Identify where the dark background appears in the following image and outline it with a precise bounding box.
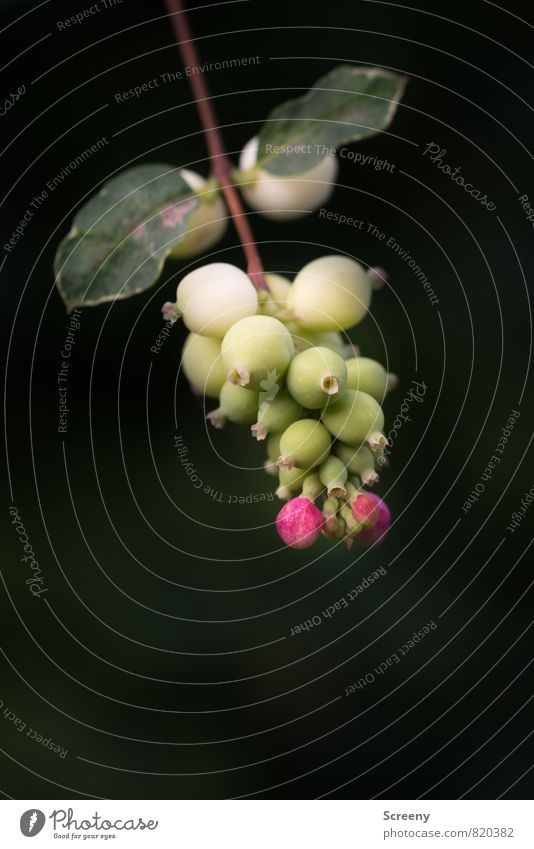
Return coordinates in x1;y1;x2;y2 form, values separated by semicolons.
1;0;533;799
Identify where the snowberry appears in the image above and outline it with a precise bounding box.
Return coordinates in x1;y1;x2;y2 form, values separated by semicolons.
318;454;348;498
206;381;259;429
287;255;371;331
277;418;331;471
275;496;324;549
238;137;338;221
264;432;282;476
260;273;292;318
334;441;379;486
176;262;258;337
346;356;398;402
251;389;302;440
276;466;313;500
353;493;391;545
181;332;226;399
322;389;386;449
351;491;380;530
286;345;348;408
221;314;294;389
169;169;227;259
292;329;346;356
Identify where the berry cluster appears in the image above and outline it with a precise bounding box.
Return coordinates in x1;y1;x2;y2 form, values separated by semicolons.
176;254;396;550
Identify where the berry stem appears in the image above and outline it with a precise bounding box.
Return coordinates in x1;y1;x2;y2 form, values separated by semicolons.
163;0;267;290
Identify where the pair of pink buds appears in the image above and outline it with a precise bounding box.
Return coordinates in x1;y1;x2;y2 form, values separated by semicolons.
276;492;391;550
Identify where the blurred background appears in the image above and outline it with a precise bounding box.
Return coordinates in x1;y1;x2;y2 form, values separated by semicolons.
1;0;533;799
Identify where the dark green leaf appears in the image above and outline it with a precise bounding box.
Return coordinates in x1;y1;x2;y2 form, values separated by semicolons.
256;65;407;176
54;164;199;311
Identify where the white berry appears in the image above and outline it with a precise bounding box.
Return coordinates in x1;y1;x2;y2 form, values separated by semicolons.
287;255;371;331
238;137;338;221
176;262;258;337
170;169;227;259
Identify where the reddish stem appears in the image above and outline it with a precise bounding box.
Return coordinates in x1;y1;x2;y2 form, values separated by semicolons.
163;0;267;290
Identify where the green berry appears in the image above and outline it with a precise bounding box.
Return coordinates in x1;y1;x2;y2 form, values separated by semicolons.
292;329;346;356
264;432;282;476
169;170;227;259
181;332;226;399
260;273;292;318
287;255;371;331
301;472;324;501
176;262;258;337
346;356;397;402
206;381;259;429
278;419;331;470
286;346;348;408
252;389;302;441
319;454;348;497
276;466;313;500
322;389;386;449
334;442;379;485
238;137;338;221
221;315;294;390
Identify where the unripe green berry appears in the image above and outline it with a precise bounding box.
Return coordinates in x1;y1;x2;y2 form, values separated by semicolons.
221;315;294;389
260;273;292;318
181;332;226;399
238;137;338;221
169;170;227;259
206;381;259;429
286;346;348;408
346;356;397;403
264;432;282;476
252;389;302;441
276;466;313;500
322;389;386;449
292;329;346;356
322;496;340;534
176;262;258;337
278;419;331;471
287;255;371;331
301;472;324;501
334;442;379;486
319;454;348;498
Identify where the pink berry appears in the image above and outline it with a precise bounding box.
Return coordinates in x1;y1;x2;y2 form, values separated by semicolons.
355;493;391;545
351;492;380;529
276;497;324;550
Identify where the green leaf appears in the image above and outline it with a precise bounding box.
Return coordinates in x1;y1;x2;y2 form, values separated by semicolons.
256;65;407;176
54;164;199;311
